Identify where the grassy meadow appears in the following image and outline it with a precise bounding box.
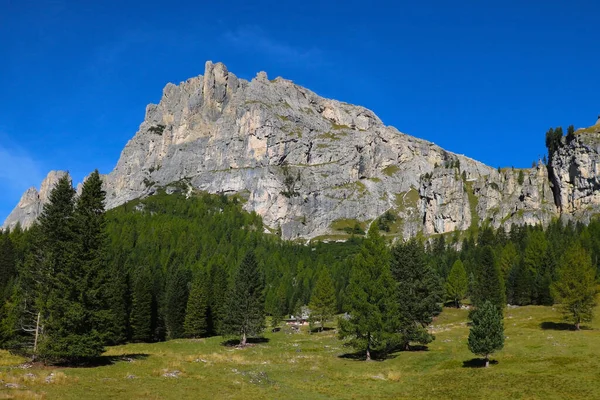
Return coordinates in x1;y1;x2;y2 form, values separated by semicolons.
0;304;598;399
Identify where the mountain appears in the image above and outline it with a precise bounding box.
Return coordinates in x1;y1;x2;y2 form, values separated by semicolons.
3;62;599;239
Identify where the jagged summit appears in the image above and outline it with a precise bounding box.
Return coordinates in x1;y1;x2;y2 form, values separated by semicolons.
4;62;600;239
3;171;69;231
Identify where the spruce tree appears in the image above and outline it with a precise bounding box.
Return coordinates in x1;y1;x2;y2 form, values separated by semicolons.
551;243;598;330
309;269;336;331
209;263;228;335
270;281;288;330
130;265;154;342
338;225;400;360
222;251;265;346
0;233;16;291
445;259;468;308
184;273;209;338
165;266;190;339
468;301;504;367
73;170;113;344
391;239;442;349
36;174;107;362
474;246;505;309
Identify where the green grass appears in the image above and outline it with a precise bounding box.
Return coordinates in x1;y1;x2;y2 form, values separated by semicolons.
1;305;599;399
382;165;400;177
330;218;366;232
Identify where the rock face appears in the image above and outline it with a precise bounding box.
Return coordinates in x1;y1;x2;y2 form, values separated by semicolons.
3;62;599;239
3;171;69;231
549;124;600;223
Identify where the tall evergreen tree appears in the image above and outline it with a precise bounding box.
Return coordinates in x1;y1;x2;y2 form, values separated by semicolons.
73;170;113;344
270;282;288;330
0;233;16;291
338;225;400;360
445;259;468;308
165;266;190;339
184;273;209;338
391;239;442;349
551;243;598;330
474;246;505;309
468;301;504;367
130;265;154;342
308;269;336;332
209;263;229;335
35;174;107;362
222;251;265;346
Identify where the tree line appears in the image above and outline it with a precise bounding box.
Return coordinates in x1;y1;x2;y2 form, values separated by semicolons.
0;175;597;363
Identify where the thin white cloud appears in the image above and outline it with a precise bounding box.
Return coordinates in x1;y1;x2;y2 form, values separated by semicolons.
224;26;325;67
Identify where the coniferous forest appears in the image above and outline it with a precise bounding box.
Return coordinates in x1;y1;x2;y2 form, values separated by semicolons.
0;171;598;364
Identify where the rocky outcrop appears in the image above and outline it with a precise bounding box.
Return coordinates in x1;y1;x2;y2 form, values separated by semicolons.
549;124;600;223
3;62;598;239
3;171;68;231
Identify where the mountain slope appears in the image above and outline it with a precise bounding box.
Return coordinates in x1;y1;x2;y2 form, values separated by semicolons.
5;62;597;239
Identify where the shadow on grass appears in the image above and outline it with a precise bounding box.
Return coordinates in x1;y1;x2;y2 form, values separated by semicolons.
221;337;270;347
338;350;398;361
55;353;150;368
309;327;336;333
540;322;575;331
462;358;498;368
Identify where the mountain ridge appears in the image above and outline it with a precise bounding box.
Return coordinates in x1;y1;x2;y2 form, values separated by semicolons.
4;61;599;239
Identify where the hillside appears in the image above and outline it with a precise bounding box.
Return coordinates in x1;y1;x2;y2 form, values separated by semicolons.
4;62;600;239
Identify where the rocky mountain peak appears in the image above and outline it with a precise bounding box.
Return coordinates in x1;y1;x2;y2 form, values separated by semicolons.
3;170;69;231
4;63;600;240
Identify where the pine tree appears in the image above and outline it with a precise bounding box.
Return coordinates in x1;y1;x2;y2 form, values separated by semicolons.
338;225;400;360
72;170;113;344
221;251;265;346
391;239;442;349
474;246;505;309
445;259;468;308
551;243;598;330
184;273;209;338
468;301;504;367
0;233;16;291
209;263;228;335
36;174;107;362
309;269;336;332
165;266;190;339
270;281;288;330
130;265;154;342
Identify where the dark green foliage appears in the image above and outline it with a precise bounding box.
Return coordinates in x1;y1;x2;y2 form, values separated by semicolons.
545;126;563;160
338;226;400;360
517;170;525;185
551;243;597;330
280;165;301;198
148;124;165;135
468;301;504;367
566;125;575;143
221;252;266;345
0;232;16;291
391;239;442;348
377;211;397;232
72;171;113;345
130;265;154;342
165;266;191;339
309;269;336;331
445;260;468;308
184;273;209;338
473;246;505;309
32;174;108;363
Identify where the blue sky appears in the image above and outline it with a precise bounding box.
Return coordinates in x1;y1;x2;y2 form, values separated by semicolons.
1;0;598;222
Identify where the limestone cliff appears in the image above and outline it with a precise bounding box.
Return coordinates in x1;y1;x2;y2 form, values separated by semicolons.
3;171;69;230
3;62;599;239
